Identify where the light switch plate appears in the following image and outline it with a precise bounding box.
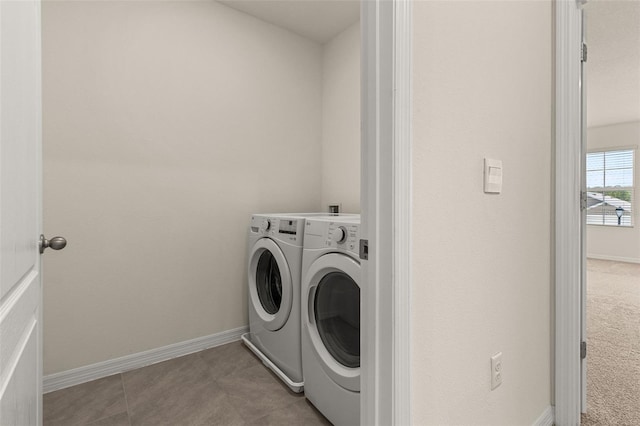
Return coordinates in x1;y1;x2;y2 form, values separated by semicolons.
484;158;503;194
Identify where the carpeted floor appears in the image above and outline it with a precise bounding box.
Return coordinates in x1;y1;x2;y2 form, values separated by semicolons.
581;259;640;426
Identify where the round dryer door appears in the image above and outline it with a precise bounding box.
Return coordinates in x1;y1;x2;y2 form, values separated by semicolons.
305;253;360;392
248;238;293;331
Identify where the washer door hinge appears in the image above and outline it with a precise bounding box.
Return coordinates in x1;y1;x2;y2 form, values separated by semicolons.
359;239;369;260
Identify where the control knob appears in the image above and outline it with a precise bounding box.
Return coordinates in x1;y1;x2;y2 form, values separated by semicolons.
260;219;271;232
331;226;347;244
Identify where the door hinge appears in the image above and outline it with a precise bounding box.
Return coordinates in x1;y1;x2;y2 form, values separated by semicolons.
580;191;588;210
581;42;588;62
581;341;587;359
359;239;369;260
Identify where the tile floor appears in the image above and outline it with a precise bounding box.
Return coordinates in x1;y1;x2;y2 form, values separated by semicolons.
43;341;332;426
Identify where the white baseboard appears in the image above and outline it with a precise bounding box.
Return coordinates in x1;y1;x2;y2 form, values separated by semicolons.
532;406;554;426
43;325;248;394
587;254;640;264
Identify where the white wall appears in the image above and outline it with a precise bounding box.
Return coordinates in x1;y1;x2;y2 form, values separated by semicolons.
411;1;553;424
321;21;361;213
42;0;324;374
587;121;640;263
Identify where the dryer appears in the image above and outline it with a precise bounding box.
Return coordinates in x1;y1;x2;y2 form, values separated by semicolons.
243;213;357;393
301;216;361;426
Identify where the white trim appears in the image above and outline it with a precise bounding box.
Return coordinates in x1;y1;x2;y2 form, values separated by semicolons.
555;0;583;424
43;326;248;394
36;0;44;421
580;6;588;412
392;0;412;425
361;1;392;424
361;0;412;424
586;254;640;264
587;145;638;153
532;406;555;426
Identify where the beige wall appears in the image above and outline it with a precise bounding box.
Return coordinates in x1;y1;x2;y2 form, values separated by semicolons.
42;1;324;374
411;1;553;424
587;121;640;263
321;21;361;213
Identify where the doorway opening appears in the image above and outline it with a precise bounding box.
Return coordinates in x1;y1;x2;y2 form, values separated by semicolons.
581;2;640;423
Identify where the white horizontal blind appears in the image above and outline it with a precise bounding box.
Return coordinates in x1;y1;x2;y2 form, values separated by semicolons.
586;149;634;226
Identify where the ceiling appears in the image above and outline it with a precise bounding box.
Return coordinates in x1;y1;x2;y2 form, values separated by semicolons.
217;0;360;44
216;0;638;127
586;0;640;127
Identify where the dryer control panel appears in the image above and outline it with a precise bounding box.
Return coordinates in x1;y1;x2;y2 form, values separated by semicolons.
304;218;360;257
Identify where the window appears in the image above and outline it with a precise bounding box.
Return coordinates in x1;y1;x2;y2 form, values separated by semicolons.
586;149;634;226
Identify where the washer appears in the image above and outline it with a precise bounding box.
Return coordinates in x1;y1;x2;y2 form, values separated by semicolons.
242;213;357;393
301;216;361;426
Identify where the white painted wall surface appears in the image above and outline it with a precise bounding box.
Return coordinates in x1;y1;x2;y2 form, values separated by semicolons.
41;0;323;374
411;1;552;424
321;21;361;213
586;121;640;263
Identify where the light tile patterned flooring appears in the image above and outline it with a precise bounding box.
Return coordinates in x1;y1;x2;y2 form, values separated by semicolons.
43;260;640;426
43;341;331;426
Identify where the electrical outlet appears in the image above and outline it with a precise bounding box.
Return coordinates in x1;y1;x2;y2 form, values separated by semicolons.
491;352;503;390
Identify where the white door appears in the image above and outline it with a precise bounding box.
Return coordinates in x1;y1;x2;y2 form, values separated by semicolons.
580;6;588;414
0;0;43;424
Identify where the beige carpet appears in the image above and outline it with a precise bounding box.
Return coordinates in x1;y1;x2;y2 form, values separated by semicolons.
581;259;640;426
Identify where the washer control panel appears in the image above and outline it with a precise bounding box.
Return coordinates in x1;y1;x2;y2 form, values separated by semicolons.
250;215;305;246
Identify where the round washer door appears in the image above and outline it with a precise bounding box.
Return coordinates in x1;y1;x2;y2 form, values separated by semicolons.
248;238;293;331
305;253;360;392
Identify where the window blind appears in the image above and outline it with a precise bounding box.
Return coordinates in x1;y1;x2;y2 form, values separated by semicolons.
586;149;634;226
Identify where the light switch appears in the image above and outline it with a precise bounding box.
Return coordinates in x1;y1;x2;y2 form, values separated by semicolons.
484;158;502;194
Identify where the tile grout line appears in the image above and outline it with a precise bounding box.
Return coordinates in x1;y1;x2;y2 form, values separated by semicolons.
119;373;133;426
83;376;132;426
48;342;326;425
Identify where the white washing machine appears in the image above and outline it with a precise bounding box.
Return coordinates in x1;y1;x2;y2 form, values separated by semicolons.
301;216;361;426
242;213;357;393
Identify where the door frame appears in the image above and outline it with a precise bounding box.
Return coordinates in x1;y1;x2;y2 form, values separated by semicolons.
361;0;412;424
554;0;585;424
363;1;592;424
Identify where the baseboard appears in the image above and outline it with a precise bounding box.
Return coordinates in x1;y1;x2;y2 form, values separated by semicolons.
532;406;554;426
43;325;248;394
587;254;640;264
